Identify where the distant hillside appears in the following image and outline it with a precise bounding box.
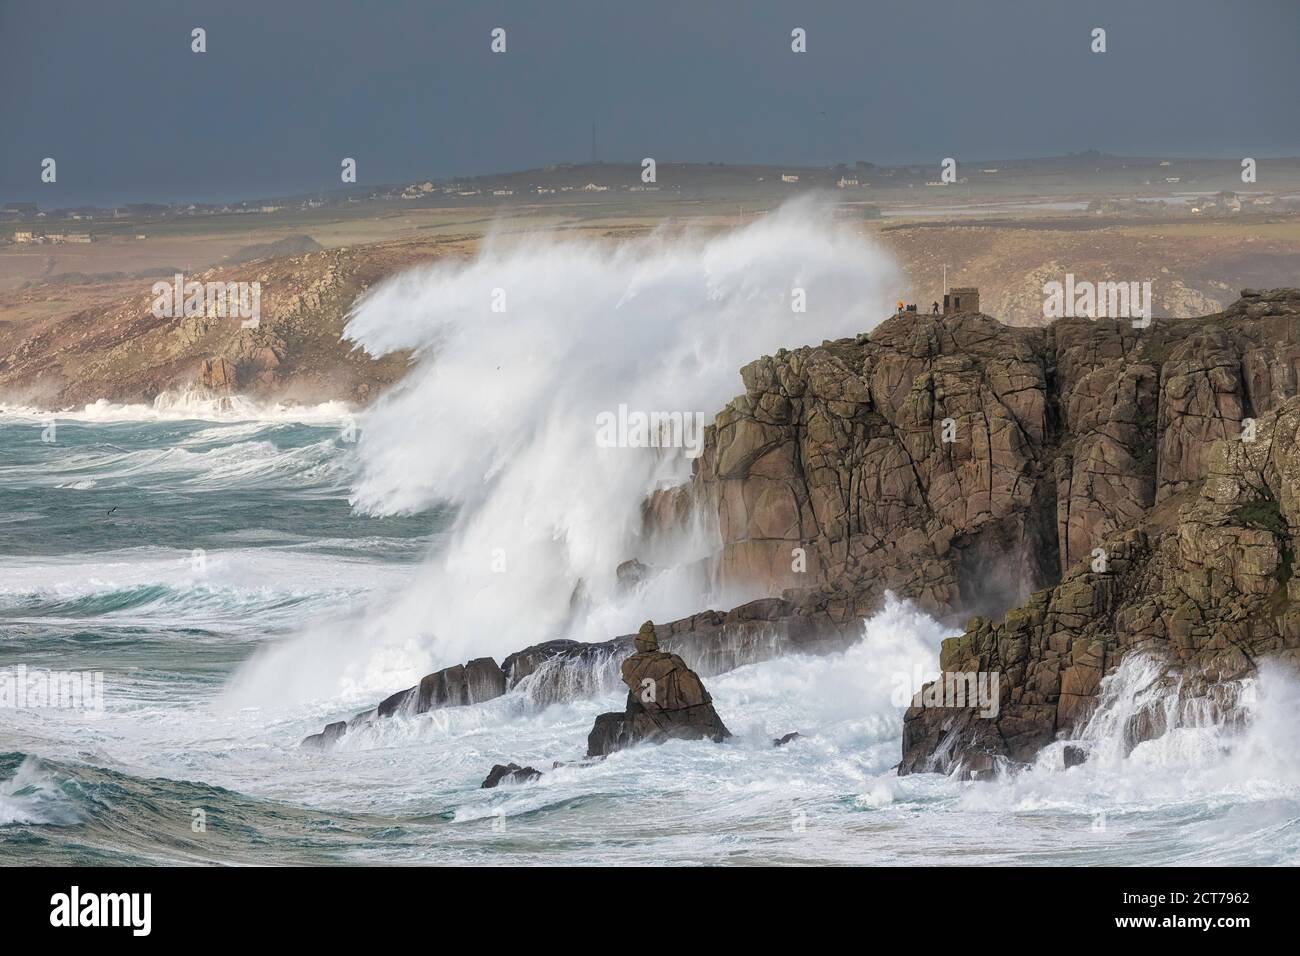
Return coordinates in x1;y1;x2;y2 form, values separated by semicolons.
0;240;440;408
226;233;323;265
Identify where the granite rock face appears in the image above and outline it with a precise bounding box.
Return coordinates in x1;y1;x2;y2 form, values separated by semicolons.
671;292;1300;633
684;312;1059;619
302;290;1300;779
667;288;1298;776
374;656;508;719
586;622;731;758
901;391;1300;777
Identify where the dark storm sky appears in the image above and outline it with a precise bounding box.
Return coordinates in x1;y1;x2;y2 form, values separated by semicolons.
2;0;1298;207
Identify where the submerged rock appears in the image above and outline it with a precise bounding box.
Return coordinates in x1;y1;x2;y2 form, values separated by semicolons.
480;763;543;789
773;732;802;747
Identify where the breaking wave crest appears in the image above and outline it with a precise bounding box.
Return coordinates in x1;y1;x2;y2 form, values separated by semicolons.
0;388;355;425
228;201;902;704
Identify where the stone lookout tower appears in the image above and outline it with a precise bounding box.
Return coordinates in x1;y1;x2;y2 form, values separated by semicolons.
943;287;980;314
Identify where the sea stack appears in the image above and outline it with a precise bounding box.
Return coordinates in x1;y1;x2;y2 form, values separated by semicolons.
587;620;731;757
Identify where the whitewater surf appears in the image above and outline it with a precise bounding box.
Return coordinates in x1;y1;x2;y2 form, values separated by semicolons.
3;209;1299;866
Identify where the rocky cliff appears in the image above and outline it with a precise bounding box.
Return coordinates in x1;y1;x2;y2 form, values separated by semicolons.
674;289;1300;626
901;384;1300;777
0;243;428;408
661;288;1299;776
307;288;1300;779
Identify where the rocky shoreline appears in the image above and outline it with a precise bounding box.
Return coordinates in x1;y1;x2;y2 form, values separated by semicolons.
303;600;851;750
304;288;1300;781
0;245;421;408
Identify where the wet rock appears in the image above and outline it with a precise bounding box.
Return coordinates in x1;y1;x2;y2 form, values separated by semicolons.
586;712;631;758
653;598;857;677
903;391;1300;775
376;656;507;718
503;637;629;706
1063;745;1088;768
962;753;999;781
501;639;595;686
306;657;507;740
301;720;347;750
480;763;543;789
587;623;731;757
616;559;652;589
773;732;802;747
199;356;237;391
314;596;855;745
